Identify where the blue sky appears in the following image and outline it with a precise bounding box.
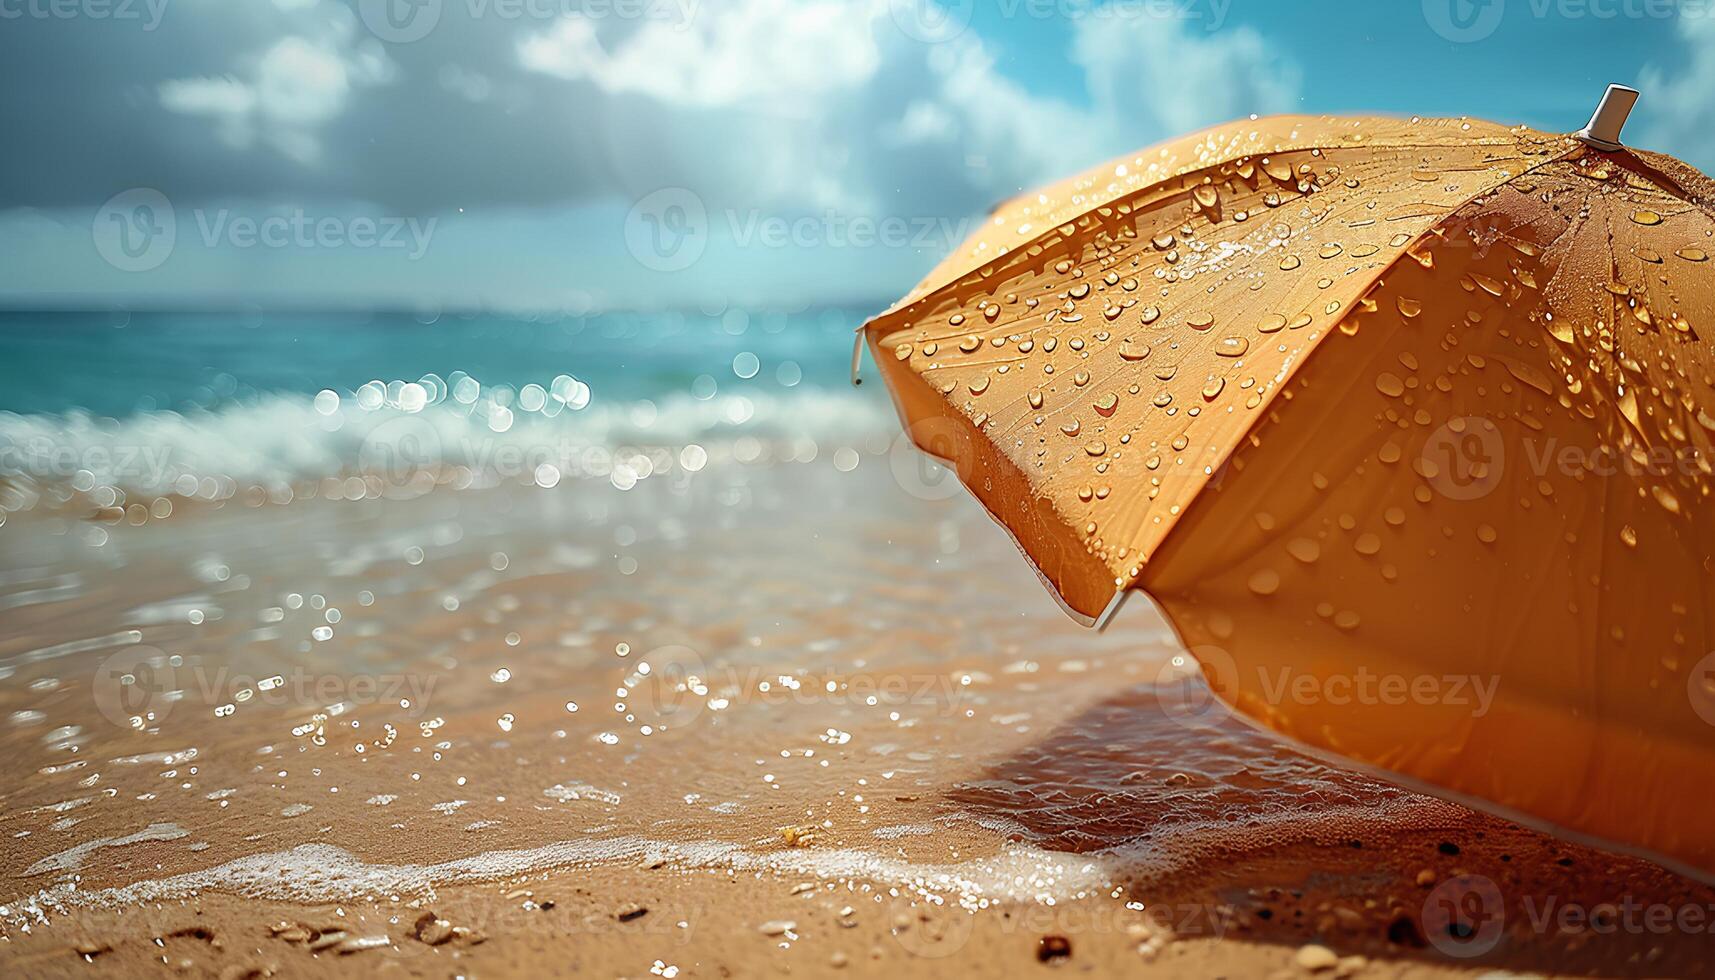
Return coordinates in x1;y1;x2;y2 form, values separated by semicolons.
1;0;1712;313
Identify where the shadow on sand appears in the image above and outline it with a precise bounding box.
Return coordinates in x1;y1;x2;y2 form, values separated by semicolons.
944;683;1715;977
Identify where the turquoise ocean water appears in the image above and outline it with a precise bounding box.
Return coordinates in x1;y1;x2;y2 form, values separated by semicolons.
0;309;898;513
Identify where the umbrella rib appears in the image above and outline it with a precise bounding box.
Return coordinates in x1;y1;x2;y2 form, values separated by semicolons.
1118;142;1592;578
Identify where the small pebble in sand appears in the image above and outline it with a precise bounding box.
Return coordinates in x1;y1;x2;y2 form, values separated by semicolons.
759;920;796;937
617;903;649;922
267;922;315;944
451;926;488;945
217;966;271;980
74;941;111;958
335;935;392;955
1415;869;1437;887
412;912;454;946
1294;944;1338;971
830;951;849;968
1036;935;1072;963
779;825;819;847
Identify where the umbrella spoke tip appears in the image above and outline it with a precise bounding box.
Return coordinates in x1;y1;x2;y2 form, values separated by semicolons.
1575;83;1640;151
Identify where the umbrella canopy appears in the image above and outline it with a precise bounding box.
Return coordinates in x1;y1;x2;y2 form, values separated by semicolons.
861;93;1715;879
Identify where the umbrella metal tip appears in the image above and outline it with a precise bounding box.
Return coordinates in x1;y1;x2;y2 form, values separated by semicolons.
1575;84;1639;151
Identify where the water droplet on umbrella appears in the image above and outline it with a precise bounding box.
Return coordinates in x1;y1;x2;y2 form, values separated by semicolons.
1248;569;1281;595
1653;486;1681;514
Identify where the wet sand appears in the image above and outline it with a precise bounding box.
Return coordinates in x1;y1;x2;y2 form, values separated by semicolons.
2;457;1712;977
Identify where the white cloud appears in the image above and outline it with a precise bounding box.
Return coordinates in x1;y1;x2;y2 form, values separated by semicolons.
1073;12;1301;136
158;2;394;164
159;76;257;119
1637;14;1715;171
518;0;881;108
516;0;1300;224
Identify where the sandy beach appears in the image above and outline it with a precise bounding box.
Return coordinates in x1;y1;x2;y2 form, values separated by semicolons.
8;0;1715;975
3;447;1712;978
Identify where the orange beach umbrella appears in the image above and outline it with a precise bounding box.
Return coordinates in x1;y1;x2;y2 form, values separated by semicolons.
860;87;1715;879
